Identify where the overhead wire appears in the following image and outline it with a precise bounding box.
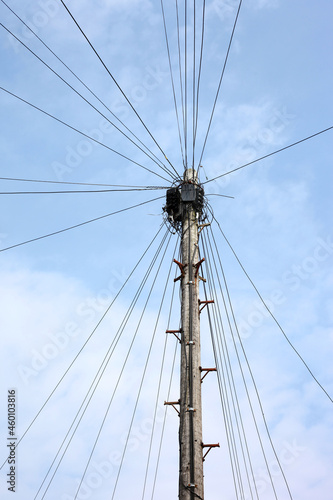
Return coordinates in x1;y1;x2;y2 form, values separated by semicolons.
59;0;181;180
202;125;333;185
192;0;196;174
141;241;179;499
203;301;243;498
0;224;165;471
0;23;175;182
175;0;186;169
150;336;179;500
198;0;243;168
151;336;179;500
2;1;329;497
211;214;333;404
201;217;291;499
193;0;206;154
0;188;167;195
0;195;164;253
36;229;171;500
0;86;170;183
0;176;168;189
201;230;261;500
150;244;182;499
203;247;246;498
0;0;170;177
110;233;173;499
160;0;186;170
201;232;251;499
201;286;242;500
207;223;294;498
206;193;234;199
204;222;293;499
184;0;188;170
71;232;173;500
37;231;170;498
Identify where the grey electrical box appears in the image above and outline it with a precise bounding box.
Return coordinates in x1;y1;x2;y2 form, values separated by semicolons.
181;184;196;202
165;183;205;229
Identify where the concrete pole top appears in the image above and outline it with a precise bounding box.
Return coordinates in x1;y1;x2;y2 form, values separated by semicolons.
184;168;198;183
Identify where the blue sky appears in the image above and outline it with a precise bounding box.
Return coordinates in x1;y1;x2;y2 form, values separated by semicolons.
0;1;333;499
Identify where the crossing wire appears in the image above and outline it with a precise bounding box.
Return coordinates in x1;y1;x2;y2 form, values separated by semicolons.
0;195;164;253
0;23;174;182
36;229;171;500
198;0;243;169
0;224;165;471
59;0;181;181
0;86;170;184
207;223;294;499
0;0;170;177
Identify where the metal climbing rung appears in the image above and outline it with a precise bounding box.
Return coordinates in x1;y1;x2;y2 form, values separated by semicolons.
200;367;217;382
164;400;180;415
199;299;214;314
202;443;220;461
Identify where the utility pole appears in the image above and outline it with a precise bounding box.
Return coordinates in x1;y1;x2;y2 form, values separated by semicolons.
179;168;204;500
165;168;206;500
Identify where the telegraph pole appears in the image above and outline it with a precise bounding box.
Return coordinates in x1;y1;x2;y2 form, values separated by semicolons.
179;168;204;500
165;168;206;499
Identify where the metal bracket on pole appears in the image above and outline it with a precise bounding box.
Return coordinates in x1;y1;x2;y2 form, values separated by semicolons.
166;329;182;343
202;443;220;461
198;299;214;314
173;259;187;282
200;367;217;383
164;400;180;415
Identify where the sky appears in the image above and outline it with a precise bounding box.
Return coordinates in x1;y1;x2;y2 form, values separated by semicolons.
0;0;333;499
